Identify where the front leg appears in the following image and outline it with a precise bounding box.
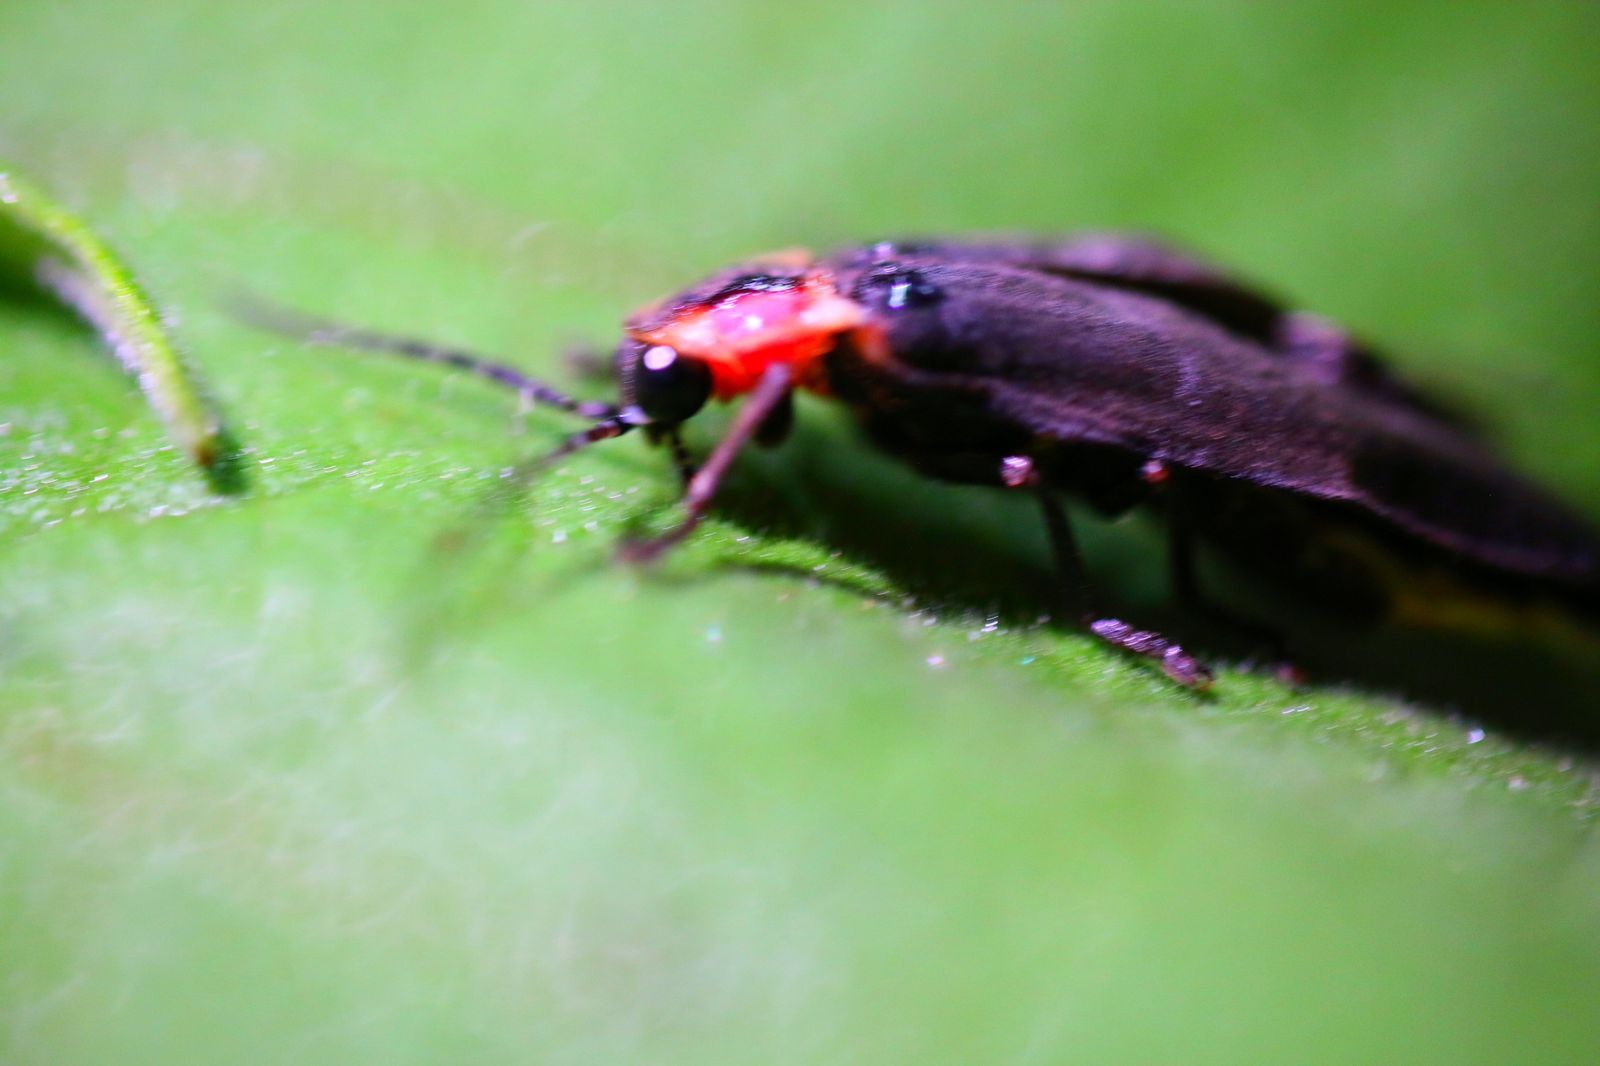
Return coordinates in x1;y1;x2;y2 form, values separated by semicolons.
619;364;793;564
1003;455;1214;690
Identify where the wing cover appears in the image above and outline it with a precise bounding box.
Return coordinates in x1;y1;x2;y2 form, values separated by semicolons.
836;237;1474;429
833;255;1600;586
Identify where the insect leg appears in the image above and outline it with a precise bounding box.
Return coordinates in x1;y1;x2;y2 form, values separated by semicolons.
475;412;641;520
1168;518;1296;664
619;363;794;564
234;296;618;419
1020;461;1213;689
1030;479;1093;620
662;428;698;487
1159;471;1300;678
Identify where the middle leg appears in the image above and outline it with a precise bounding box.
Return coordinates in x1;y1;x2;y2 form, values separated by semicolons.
1005;455;1214;689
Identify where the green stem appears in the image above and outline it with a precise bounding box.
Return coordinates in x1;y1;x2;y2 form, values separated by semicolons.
0;164;246;494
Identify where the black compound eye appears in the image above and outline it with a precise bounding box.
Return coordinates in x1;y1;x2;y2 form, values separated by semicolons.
635;344;713;424
869;267;943;311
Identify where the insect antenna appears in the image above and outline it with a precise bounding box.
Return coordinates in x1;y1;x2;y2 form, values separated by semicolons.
473;410;643;514
231;295;618;419
538;413;640;466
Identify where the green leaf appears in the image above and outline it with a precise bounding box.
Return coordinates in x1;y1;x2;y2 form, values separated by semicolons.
2;3;1599;1064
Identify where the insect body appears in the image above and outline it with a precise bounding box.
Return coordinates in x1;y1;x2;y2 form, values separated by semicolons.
256;236;1600;688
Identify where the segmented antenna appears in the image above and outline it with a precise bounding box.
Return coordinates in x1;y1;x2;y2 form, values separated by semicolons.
234;293;652;539
232;295;618;420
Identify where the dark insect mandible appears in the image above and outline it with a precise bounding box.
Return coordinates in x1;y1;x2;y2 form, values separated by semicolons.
247;236;1600;688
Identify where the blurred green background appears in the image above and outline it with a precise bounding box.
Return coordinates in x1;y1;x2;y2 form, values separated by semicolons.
3;2;1599;1063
